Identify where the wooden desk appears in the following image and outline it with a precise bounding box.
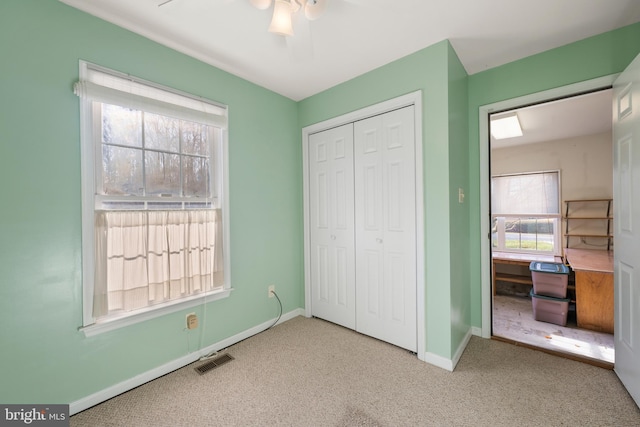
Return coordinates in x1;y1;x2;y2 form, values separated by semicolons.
492;252;562;295
564;248;614;334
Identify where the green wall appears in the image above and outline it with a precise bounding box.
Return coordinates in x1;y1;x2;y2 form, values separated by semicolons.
299;40;471;360
3;0;639;410
467;23;640;328
447;43;471;354
0;0;302;404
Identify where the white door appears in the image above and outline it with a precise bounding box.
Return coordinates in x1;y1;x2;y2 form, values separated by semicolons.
354;106;417;352
308;124;356;329
613;53;640;406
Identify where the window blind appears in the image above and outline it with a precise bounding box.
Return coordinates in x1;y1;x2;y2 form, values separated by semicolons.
74;62;227;128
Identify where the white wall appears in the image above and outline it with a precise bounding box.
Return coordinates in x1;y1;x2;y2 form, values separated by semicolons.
491;132;613;250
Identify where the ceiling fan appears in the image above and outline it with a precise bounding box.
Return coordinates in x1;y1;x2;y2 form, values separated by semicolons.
249;0;327;36
157;0;376;60
158;0;340;37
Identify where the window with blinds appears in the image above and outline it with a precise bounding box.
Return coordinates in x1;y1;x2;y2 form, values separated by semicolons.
76;61;230;335
491;171;561;255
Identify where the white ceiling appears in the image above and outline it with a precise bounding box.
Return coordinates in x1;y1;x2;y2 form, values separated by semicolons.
490;89;613;149
59;0;640;101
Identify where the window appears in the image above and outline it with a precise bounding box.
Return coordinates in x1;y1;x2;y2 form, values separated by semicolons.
491;171;561;255
76;61;230;335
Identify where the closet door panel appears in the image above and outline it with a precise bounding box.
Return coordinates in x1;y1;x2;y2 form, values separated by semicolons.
354;106;417;352
309;124;356;329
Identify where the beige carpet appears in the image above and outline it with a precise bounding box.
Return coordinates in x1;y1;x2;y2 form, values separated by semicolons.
71;316;639;427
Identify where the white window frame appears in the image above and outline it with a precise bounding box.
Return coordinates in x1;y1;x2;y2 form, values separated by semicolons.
491;170;562;256
77;61;231;336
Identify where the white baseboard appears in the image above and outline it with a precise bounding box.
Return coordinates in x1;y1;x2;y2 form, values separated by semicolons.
423;351;455;371
423;327;473;372
451;327;473;369
471;326;482;337
70;308;304;415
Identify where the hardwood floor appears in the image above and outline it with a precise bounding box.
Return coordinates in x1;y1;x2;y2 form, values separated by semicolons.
492;294;614;367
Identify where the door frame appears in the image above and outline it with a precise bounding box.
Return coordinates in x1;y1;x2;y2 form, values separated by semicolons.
479;76;618;338
302;90;425;359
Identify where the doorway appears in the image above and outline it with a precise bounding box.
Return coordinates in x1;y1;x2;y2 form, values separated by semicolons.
479;77;618;366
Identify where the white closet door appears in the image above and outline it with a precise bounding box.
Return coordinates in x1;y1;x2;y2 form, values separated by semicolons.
308;124;356;329
613;52;640;407
354;106;417;352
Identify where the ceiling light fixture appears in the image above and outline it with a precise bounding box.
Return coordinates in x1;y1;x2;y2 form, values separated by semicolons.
268;0;295;36
253;0;326;36
490;112;523;140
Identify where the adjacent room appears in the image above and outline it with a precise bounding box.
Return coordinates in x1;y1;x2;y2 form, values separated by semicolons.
489;90;615;366
2;0;640;424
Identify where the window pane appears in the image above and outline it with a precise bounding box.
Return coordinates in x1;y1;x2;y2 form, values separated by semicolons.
495;216;556;253
102;104;142;147
181;121;210;156
145;151;180;196
183;156;210;197
102;145;143;195
144;113;179;152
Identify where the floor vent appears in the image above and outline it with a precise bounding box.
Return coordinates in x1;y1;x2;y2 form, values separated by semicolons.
195;354;234;375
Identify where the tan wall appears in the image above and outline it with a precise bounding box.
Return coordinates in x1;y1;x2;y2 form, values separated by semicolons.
491;132;613;250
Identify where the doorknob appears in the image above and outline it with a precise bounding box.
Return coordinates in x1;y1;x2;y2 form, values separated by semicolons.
376;238;383;244
331;235;336;240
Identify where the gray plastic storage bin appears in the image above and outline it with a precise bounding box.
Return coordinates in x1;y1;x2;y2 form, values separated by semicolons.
530;289;570;326
529;261;570;298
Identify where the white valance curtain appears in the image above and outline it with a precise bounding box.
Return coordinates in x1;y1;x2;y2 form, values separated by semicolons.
93;210;224;318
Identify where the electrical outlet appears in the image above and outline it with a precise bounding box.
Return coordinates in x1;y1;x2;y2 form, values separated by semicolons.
268;285;275;298
186;313;198;330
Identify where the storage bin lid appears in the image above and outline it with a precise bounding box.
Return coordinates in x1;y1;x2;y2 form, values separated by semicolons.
529;261;570;275
529;289;570;302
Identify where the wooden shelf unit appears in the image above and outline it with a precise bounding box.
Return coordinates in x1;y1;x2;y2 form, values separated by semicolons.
563;199;613;250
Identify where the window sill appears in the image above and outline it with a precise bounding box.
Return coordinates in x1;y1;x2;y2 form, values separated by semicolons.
79;288;233;338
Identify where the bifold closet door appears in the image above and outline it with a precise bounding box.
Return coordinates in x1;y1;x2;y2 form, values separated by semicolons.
308;124;356;330
354;106;417;352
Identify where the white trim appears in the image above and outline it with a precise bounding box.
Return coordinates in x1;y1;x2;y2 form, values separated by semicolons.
79;62;96;327
414;94;426;360
422;327;473;372
452;328;473;369
302;91;425;358
221;126;232;293
471;326;482;336
80;289;233;337
423;352;455;371
70;308;304;415
479;75;618;339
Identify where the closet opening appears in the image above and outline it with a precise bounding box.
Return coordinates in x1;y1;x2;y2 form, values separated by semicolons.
302;91;426;360
488;88;615;367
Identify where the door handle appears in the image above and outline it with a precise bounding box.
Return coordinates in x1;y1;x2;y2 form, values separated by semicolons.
376;238;383;244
